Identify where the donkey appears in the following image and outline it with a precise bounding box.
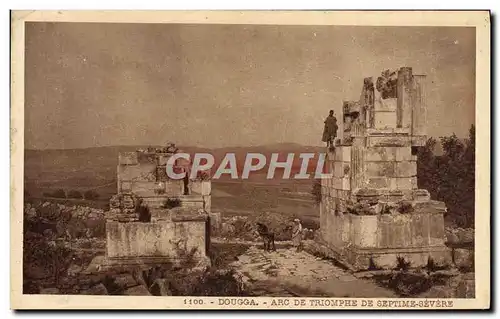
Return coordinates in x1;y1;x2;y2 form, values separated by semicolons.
256;222;276;252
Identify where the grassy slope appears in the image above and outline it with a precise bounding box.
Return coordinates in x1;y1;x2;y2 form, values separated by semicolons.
24;144;321;219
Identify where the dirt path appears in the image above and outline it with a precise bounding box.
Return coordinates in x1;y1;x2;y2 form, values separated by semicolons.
230;245;396;297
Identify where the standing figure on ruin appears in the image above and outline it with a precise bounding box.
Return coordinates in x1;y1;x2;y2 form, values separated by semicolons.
322;110;338;148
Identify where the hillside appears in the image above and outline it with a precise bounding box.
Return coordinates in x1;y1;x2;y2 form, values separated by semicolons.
24;143;325;199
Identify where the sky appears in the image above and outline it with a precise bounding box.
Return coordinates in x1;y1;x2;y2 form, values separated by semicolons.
24;23;476;149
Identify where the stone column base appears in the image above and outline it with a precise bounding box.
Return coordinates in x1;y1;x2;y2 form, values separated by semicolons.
308;238;452;272
101;255;212;272
344;245;452;271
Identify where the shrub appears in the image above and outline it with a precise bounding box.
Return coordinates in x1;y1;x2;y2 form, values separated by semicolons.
66;218;87;238
162;197;181;209
137;205;151;222
398;201;414;214
191;269;247;296
395;256;411;271
50;189;66;198
67;190;83;199
23;234;73;285
83;190;100;200
374;272;446;297
37;203;61;221
154;188;166;195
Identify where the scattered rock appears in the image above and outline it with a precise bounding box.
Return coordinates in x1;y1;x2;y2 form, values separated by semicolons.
43;228;54;238
457;228;474;243
338;274;357;282
83;255;106;274
445;231;459;244
132;269;148;287
78;277;94;288
67;264;82;277
150;278;172;296
24;264;52;280
456;278;475;298
40;287;60;295
114;274;138;289
81;283;108;295
25;207;37;219
221;223;236;236
421;285;455;298
453;248;474;269
462;272;475;280
124;285;151;296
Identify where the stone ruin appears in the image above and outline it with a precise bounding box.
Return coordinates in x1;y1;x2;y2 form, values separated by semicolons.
319;67;451;271
103;143;212;270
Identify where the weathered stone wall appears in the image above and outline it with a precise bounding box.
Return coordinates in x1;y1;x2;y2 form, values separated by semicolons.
104;147;212;270
363;68;427;147
322;210;447;249
323;143;418;201
363;143;418;191
138;194;205;212
106;218;208;264
117;150;211;209
190;180;212;212
190;180;211;195
320;146;351;220
320;210;450;270
373;96;397;130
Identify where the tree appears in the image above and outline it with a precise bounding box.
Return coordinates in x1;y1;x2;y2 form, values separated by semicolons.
67;190;83;199
51;189;66;198
460;125;475;227
84;190;100;200
416;125;475;228
311;179;322;205
416;137;438;195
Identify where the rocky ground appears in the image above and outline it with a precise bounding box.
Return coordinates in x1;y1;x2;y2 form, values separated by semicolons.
231;245;396;297
22;200;475;298
25;246;249;296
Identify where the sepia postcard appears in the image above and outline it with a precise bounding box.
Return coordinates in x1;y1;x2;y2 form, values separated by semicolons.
10;10;490;310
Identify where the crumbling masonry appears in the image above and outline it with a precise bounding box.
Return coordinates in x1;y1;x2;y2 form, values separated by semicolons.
104;145;212;269
319;67;451;270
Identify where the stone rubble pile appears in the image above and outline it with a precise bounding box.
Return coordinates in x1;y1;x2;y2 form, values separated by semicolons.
218;214;317;242
33;254;247;297
107;193;141;222
445;227;474;244
24;202;106;221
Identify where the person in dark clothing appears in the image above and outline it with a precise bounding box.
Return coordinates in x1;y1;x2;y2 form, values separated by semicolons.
322;110;338;148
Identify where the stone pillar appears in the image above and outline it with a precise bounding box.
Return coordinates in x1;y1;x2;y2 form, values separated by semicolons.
117;166;120;193
361;77;375;129
397;67;413;129
351;142;366;191
316;67;451;271
411;74;427;146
